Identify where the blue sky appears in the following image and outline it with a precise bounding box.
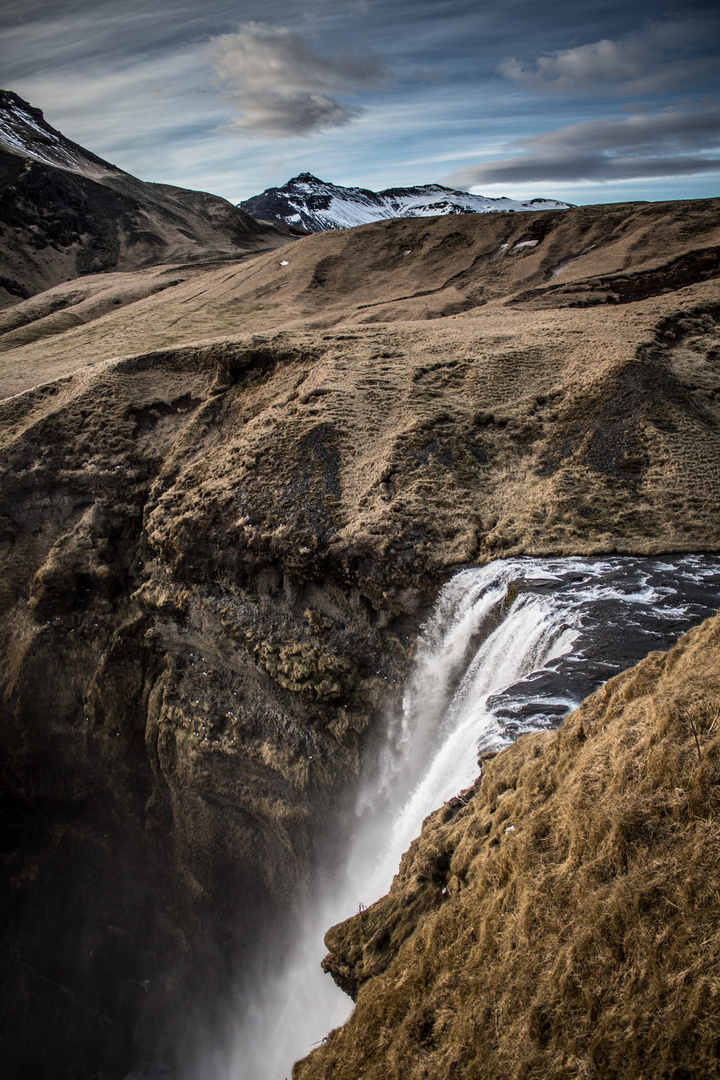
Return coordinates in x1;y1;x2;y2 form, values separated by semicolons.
2;0;719;205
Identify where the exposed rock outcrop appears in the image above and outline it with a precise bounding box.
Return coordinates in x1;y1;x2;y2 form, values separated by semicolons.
2;290;720;1075
298;611;720;1079
0;342;419;1078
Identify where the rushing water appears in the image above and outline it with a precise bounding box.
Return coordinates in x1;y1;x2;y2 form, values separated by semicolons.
200;554;720;1080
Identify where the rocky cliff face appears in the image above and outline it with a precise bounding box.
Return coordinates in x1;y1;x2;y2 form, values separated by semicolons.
297;609;720;1080
0;342;421;1078
1;187;720;1078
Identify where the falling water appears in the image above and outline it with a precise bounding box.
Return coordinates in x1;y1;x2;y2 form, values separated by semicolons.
201;554;720;1080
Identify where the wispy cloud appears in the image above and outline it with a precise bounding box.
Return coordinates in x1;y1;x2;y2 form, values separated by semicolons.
447;105;720;187
5;1;720;203
206;21;391;137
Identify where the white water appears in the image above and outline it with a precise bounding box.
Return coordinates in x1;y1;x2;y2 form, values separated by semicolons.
199;555;720;1080
346;564;579;906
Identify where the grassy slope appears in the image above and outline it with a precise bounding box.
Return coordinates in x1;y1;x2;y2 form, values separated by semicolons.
2;197;719;397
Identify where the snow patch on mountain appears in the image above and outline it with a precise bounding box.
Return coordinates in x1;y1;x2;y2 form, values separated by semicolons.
239;173;573;232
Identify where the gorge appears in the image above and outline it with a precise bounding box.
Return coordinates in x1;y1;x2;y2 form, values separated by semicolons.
212;555;720;1080
2;91;720;1080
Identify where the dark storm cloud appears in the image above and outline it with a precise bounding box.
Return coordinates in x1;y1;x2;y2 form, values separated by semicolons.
206;22;391;137
448;106;720;186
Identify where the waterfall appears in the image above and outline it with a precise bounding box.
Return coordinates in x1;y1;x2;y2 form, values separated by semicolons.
197;554;720;1080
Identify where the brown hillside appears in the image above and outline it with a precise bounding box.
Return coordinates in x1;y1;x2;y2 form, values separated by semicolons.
1;198;718;397
0;92;289;308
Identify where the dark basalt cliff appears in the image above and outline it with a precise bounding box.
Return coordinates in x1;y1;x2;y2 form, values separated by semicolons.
297;611;720;1080
2;297;720;1076
1;181;720;1078
0;343;420;1079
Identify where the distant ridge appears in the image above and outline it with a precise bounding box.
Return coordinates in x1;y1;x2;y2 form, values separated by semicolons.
238;172;573;232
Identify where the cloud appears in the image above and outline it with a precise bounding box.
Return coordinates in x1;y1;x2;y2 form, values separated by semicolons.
497;22;716;96
206;21;390;137
499;39;657;91
447;106;720;187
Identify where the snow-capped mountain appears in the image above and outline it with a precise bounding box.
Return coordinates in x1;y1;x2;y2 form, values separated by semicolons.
0;89;119;178
0;90;283;306
239;173;573;232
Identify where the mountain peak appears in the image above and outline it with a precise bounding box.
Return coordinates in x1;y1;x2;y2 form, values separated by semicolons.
289;172;325;185
0;89;118;177
239;175;573;232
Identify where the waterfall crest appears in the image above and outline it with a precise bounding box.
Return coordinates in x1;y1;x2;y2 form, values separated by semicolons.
201;554;720;1080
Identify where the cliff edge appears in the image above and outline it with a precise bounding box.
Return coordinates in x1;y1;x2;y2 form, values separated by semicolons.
1;190;720;1077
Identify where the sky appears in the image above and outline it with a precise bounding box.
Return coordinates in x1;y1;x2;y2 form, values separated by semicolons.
2;0;719;206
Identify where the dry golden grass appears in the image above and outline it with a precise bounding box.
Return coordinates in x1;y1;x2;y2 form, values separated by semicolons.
297;613;720;1080
2;202;719;568
2;197;718;399
2;295;720;610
